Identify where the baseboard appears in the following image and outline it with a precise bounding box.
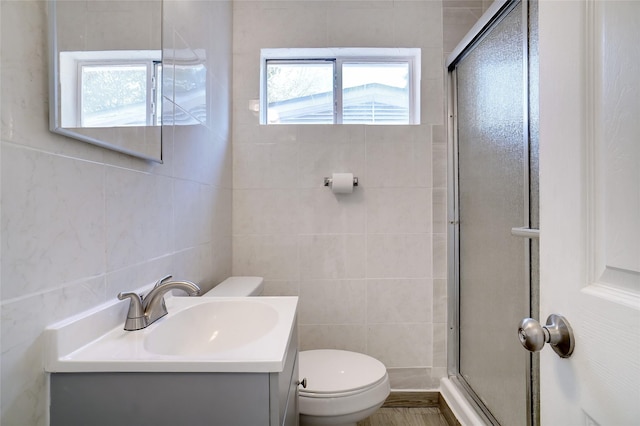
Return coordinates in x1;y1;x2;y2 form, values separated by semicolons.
439;394;463;426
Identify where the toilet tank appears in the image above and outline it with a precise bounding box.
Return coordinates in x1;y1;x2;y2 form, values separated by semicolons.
202;276;264;297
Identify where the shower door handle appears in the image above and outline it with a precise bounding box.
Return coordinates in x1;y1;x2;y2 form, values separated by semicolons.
517;314;575;358
511;227;540;239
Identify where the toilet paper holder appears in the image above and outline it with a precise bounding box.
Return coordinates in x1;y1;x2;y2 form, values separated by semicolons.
323;176;359;187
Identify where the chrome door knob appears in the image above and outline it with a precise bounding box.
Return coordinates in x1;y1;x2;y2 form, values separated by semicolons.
518;314;575;358
518;318;547;352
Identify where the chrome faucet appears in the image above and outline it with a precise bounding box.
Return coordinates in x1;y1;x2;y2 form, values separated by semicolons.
117;275;201;331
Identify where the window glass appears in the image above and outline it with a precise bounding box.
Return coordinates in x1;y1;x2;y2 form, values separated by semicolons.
266;61;334;124
342;62;410;124
261;48;420;125
80;64;148;127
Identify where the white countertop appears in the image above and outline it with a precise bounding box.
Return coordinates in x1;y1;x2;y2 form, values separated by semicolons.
44;295;298;373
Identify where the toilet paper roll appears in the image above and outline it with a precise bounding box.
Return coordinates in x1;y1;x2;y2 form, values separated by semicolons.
331;173;354;194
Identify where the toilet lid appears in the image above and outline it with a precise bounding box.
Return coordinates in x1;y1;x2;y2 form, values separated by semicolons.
299;350;387;394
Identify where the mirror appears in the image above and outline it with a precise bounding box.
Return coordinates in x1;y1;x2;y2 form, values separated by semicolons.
49;0;163;162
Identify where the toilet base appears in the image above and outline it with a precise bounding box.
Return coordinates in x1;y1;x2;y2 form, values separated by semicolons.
299;401;384;426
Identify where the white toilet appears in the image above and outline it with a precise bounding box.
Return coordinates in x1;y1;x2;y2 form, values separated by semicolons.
204;277;391;426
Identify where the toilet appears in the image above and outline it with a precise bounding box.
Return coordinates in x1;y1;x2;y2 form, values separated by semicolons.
204;277;391;426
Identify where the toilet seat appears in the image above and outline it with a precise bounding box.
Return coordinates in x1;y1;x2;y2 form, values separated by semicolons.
300;375;388;399
299;349;388;396
298;349;391;420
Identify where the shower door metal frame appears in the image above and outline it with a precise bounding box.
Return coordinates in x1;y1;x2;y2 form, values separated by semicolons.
445;0;538;424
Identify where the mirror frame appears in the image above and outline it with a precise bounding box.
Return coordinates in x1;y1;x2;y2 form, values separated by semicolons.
48;0;163;163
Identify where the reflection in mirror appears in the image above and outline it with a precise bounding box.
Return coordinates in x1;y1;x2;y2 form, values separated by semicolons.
59;50;161;128
49;0;163;162
167;49;207;126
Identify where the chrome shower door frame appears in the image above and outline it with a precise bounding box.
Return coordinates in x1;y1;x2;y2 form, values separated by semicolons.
446;0;538;425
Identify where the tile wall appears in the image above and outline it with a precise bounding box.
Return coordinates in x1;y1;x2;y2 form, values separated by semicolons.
232;0;491;390
443;0;495;57
0;1;233;424
232;0;446;390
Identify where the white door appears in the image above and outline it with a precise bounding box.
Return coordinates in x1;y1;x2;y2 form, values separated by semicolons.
538;0;640;424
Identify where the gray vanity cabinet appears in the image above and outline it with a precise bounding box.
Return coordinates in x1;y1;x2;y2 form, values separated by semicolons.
50;333;299;426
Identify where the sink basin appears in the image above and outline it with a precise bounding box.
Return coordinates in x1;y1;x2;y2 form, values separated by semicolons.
44;296;298;373
144;300;279;355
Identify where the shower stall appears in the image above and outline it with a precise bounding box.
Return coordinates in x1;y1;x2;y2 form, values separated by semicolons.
444;1;539;425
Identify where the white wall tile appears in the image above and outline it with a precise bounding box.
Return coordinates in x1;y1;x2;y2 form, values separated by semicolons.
233;189;300;235
365;137;431;188
297;188;366;235
433;233;448;279
105;167;173;272
299;324;367;353
387;367;433;390
262;280;300;296
172;123;217;184
234;5;328;55
443;5;484;54
233;142;299;189
433;188;448;234
366;234;432;278
392;2;444;48
232;52;261;101
367;279;432;324
326;8;395;47
432;142;448;189
422;78;445;125
299;279;366;325
297;125;365;145
1;276;106;354
232;235;299;280
174;179;208;250
363;124;428;145
367;323;433;368
1;1;233;423
422;47;446;81
105;257;173;299
1;338;47;426
298;140;365;189
432;323;448;367
211;186;233;240
366;188;432;234
1;146;105;299
433;278;448;324
298;234;366;280
1;275;114;426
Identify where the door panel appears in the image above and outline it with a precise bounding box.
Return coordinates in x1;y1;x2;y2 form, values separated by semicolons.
539;0;640;423
455;3;529;425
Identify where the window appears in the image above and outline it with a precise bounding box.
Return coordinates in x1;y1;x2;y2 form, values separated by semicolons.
59;50;162;128
261;48;420;125
79;60;161;127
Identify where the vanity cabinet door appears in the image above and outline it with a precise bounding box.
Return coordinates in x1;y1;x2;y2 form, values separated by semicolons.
50;372;271;426
270;328;299;425
282;354;299;426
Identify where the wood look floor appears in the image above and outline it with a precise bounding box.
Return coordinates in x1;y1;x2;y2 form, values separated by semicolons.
357;407;450;426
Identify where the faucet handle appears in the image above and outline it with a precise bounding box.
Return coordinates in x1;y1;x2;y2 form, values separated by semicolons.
117;292;148;331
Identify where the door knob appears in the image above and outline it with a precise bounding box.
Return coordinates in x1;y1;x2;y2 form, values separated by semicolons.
518;314;575;358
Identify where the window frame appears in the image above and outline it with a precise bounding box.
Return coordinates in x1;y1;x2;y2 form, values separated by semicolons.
260;48;421;125
58;50;161;128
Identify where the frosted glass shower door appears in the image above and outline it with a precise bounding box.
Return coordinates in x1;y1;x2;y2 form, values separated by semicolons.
453;2;534;425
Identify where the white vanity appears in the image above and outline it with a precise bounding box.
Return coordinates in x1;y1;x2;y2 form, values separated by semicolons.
45;296;299;426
